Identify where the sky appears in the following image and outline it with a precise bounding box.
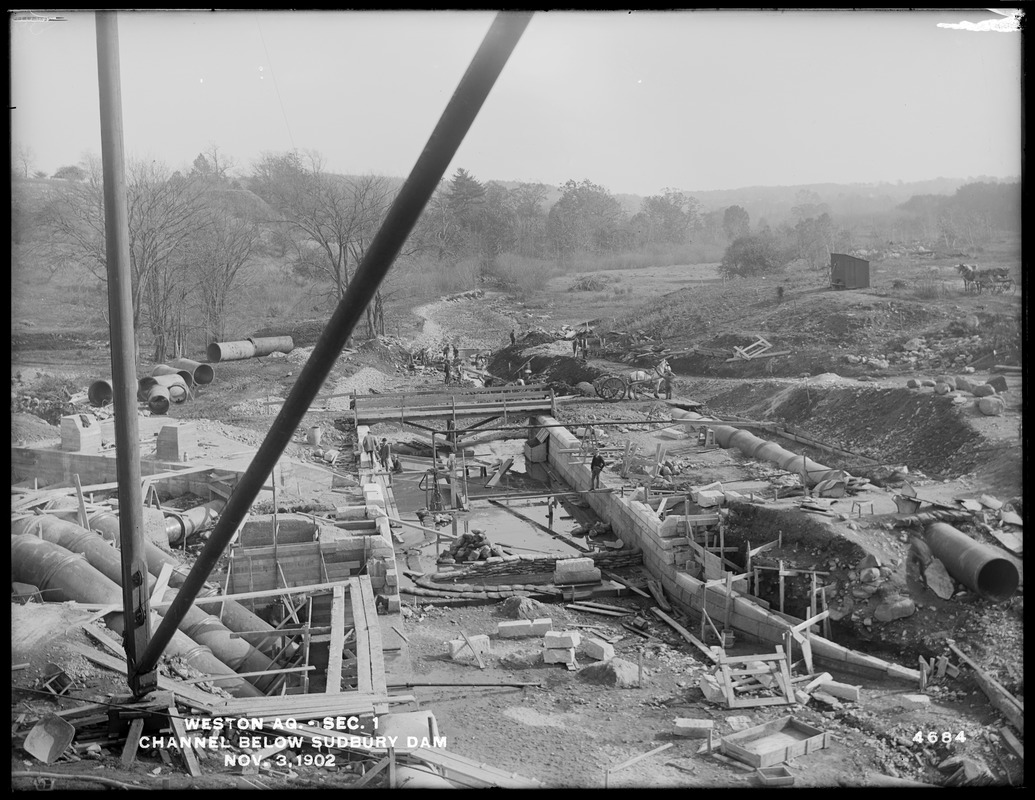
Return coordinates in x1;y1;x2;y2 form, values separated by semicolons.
9;9;1024;196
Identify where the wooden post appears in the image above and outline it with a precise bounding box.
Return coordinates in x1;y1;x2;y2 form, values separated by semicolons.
810;572;818;622
779;560;785;614
820;587;831;638
73;474;89;529
723;572;733;631
302;596;312;694
638;651;644;688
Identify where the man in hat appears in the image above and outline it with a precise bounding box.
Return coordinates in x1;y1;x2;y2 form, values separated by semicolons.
362;430;378;468
378;438;392;471
590;449;606;490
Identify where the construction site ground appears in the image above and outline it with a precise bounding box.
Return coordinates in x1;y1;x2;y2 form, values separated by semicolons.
11;256;1024;788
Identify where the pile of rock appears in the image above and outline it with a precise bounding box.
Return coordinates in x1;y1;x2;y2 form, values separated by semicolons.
905;374;1009;416
442;529;505;563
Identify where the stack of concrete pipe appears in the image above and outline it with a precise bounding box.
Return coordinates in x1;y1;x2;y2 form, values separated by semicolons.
207;336;293;363
12;517;287;694
10;532;265;697
137;373;189;415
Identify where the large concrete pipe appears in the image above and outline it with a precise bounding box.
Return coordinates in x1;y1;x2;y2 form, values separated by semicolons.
88;379;114;407
146;385;171;415
51;506;293;659
169;358;214;386
248;336;294;357
12;517;283;693
151;364;195;388
207;340;256;363
163;499;225;544
712;425;844;487
925;522;1019;602
9;534;260;697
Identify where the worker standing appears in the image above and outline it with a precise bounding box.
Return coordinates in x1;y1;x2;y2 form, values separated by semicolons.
590;449;606;490
378;438;392;471
661;367;675;400
362;430;378;468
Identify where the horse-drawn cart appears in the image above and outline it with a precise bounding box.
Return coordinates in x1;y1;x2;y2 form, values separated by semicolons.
593;360;669;401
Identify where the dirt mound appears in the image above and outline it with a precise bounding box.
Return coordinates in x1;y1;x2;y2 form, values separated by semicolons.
706;384;986;478
11;413;61;447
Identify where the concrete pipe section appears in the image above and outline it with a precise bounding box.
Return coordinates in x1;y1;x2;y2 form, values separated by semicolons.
925;522;1019;602
169;357;214;386
151;364;195;388
247;335;294;357
9;534;261;697
11;516;283;693
206;340;256;363
88;380;113;407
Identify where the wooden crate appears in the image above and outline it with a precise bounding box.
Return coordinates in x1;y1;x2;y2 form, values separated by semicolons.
755;765;795;786
720;715;829;769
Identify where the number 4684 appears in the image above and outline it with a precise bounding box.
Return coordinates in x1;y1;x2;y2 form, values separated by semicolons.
913;731;966;744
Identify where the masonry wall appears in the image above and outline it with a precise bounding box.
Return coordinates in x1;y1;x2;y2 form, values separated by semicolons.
538;415;919;684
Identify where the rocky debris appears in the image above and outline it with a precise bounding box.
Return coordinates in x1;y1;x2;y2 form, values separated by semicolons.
499;649;542;670
575;381;597;397
938;755;996;787
874;596;915;622
922;558;956;599
444;529;505;563
984;375;1008;393
578;656;639;688
500;596;552;620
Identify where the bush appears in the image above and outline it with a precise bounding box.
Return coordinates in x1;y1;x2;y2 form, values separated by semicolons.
569;275;607;292
720;234;791;278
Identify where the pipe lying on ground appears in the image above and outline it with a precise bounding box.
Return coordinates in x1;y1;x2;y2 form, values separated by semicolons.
924;522;1019;602
710;425;845;487
207;340;256;363
151;364;194;388
169;357;214;386
248;336;294;357
12;516;282;693
88;380;114;407
146;385;170;415
9;534;260;697
50;505;294;659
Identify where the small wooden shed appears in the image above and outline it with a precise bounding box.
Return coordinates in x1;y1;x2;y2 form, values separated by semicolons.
829;253;870;290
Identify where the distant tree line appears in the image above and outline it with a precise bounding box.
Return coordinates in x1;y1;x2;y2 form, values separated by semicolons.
12;145;1020;360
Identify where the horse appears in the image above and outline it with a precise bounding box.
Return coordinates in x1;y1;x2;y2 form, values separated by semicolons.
626;359;670;399
956;263;979;293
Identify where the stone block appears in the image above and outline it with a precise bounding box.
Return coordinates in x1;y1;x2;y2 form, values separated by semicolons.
972;383;996;397
977;396;1005;416
543;647;576;665
582;637;614;661
673;718;713;738
497;620;534;638
553;568;602;585
530;618;553;635
897;693;931;709
60;414;102;453
821;680;861;702
544;630;581;649
156;422;197;462
448;634;491;662
386;597;401;613
554;557;595;574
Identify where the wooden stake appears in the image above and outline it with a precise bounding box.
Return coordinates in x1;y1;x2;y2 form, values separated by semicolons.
73;474;89;529
779;560;785;613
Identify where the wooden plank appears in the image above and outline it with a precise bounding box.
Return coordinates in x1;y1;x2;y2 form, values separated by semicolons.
168;707;204;777
349;584;372;694
359;576;389;699
484;457;514;488
121;717;145;766
566;604;627;617
791;610;830;634
600;570;651;599
326;586;346;694
149;580;342;609
149;562;175;606
649;608;719;663
646;579;672;612
947;643;1023;733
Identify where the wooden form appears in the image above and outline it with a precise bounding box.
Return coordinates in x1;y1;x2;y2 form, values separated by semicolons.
720;715;829;768
731;336;772;361
717;647;796;708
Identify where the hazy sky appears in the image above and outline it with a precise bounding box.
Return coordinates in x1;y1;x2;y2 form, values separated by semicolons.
10;9;1023;196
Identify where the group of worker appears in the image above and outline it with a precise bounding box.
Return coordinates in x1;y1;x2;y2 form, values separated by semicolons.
361;431;399;472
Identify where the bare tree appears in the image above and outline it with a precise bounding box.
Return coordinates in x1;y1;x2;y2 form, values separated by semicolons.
41;155;208;360
13;144;36;178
